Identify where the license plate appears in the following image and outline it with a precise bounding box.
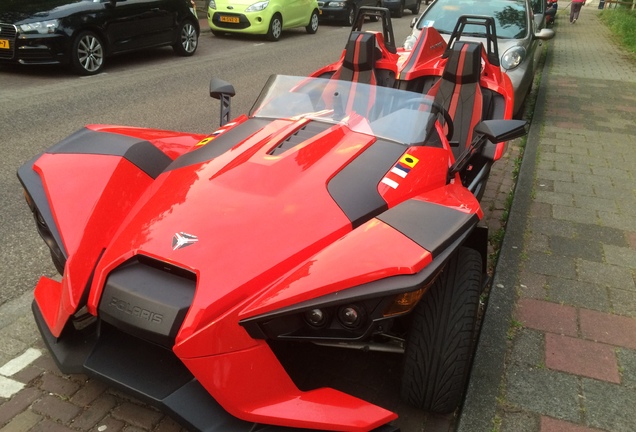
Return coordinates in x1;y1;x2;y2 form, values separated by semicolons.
219;15;239;23
0;39;9;49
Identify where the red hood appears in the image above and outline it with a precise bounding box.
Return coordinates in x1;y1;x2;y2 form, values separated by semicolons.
89;118;378;340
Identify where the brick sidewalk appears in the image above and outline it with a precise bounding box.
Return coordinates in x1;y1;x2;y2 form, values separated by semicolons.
460;4;636;432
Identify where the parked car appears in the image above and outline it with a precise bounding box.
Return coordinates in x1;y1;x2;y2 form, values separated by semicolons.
404;0;554;117
0;0;200;76
318;0;381;25
208;0;320;41
383;0;424;18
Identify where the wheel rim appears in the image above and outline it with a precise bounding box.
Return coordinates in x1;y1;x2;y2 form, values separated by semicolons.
272;18;282;39
311;13;319;31
77;34;103;73
181;23;197;53
348;8;355;25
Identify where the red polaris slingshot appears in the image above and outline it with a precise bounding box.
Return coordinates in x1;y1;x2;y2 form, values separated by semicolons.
19;9;526;432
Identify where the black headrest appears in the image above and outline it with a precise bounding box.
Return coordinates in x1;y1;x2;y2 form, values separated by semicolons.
343;32;377;72
442;41;482;84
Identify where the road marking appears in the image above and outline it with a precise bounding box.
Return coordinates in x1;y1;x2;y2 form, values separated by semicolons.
0;348;42;398
0;348;42;377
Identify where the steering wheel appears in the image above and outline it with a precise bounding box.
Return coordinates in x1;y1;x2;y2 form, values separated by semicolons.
405;97;454;141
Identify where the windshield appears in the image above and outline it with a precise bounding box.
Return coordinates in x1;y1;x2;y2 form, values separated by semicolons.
250;75;439;146
416;0;528;39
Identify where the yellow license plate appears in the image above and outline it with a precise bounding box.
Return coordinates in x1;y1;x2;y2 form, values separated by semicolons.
219;15;239;23
0;39;9;49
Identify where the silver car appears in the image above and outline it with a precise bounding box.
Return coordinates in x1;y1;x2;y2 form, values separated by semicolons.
404;0;554;117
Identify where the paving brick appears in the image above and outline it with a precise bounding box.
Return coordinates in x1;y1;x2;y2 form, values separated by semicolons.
0;387;43;427
548;236;603;263
154;416;187;432
111;402;163;429
0;409;42;432
540;416;605;432
515;298;578;337
509;329;544;368
534;191;574;207
500;411;539;432
529;218;577;238
29;418;76;432
610;288;636;318
553;205;598;225
39;372;80;398
525;252;577;279
582;378;636;432
71;394;118;430
576;259;636;291
70;378;108;407
11;365;43;386
94;415;125;432
580;309;636;349
573;223;628;247
31;394;82;423
617;348;636;388
545;334;619;383
546;277;610;313
627;231;636;249
603;245;636;269
518;270;548;299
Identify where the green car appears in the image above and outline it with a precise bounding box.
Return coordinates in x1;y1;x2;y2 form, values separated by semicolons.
208;0;320;41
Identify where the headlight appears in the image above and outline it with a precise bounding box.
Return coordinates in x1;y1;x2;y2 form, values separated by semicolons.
328;1;347;6
19;19;59;35
209;0;216;9
245;1;269;12
501;46;526;70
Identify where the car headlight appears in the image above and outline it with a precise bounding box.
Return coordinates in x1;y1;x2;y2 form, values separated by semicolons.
328;1;347;6
19;19;59;35
209;0;216;9
245;1;269;12
501;46;526;71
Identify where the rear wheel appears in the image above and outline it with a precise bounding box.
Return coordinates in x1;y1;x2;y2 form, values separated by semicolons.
266;14;283;41
306;10;319;34
393;1;404;18
173;20;198;56
71;31;104;76
345;5;356;26
401;247;482;413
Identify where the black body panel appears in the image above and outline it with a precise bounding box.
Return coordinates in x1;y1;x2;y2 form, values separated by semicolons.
327;139;406;227
47;128;173;179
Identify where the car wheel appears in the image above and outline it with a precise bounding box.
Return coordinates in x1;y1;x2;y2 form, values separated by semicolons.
412;0;421;14
393;1;404;18
306;9;319;34
345;5;356;26
71;31;105;76
401;247;481;414
173;20;198;56
370;2;381;21
266;14;283;41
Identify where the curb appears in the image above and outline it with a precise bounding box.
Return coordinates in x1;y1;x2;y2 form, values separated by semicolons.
456;40;554;432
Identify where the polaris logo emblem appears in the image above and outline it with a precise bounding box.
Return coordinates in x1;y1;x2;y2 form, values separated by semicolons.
108;297;164;324
172;232;198;250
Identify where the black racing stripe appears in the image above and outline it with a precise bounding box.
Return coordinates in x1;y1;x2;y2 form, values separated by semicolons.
377;199;479;257
165;118;272;171
47;128;172;179
327;139;405;228
400;30;429;77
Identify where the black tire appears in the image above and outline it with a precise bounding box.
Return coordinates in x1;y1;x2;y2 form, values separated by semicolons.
345;6;356;26
71;31;105;76
173;20;198;56
393;1;404;18
306;9;319;34
401;247;482;414
266;14;283;41
412;0;421;14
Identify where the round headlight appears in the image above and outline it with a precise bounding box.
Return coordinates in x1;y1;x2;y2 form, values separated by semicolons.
501;46;526;71
338;305;364;328
305;309;328;327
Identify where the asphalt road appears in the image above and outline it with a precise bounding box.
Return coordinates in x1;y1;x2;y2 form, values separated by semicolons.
0;18;416;308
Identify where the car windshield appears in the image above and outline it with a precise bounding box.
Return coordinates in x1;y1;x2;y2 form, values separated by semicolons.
416;0;528;39
250;75;439;146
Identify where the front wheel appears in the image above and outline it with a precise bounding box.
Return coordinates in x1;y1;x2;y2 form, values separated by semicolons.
393;1;404;18
306;10;319;34
173;20;198;56
401;247;482;413
412;0;421;14
345;6;356;26
266;14;283;41
71;31;105;76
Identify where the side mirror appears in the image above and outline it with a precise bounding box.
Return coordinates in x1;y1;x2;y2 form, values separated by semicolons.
210;78;236;127
410;16;418;28
474;119;527;143
534;28;555;40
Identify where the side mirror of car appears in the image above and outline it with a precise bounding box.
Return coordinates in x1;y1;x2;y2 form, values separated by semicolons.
210;78;236;127
410;16;418;28
534;28;555;40
474;119;527;143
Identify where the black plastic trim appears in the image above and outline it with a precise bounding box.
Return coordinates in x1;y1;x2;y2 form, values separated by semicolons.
166;118;272;171
47;128;173;179
327;139;406;227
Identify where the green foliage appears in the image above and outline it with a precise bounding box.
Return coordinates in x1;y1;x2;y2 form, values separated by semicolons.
599;9;636;54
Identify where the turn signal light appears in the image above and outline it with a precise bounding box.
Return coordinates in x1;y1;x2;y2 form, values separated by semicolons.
383;286;429;317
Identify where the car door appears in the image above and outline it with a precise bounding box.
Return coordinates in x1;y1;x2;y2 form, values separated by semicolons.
105;0;174;52
283;0;311;27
